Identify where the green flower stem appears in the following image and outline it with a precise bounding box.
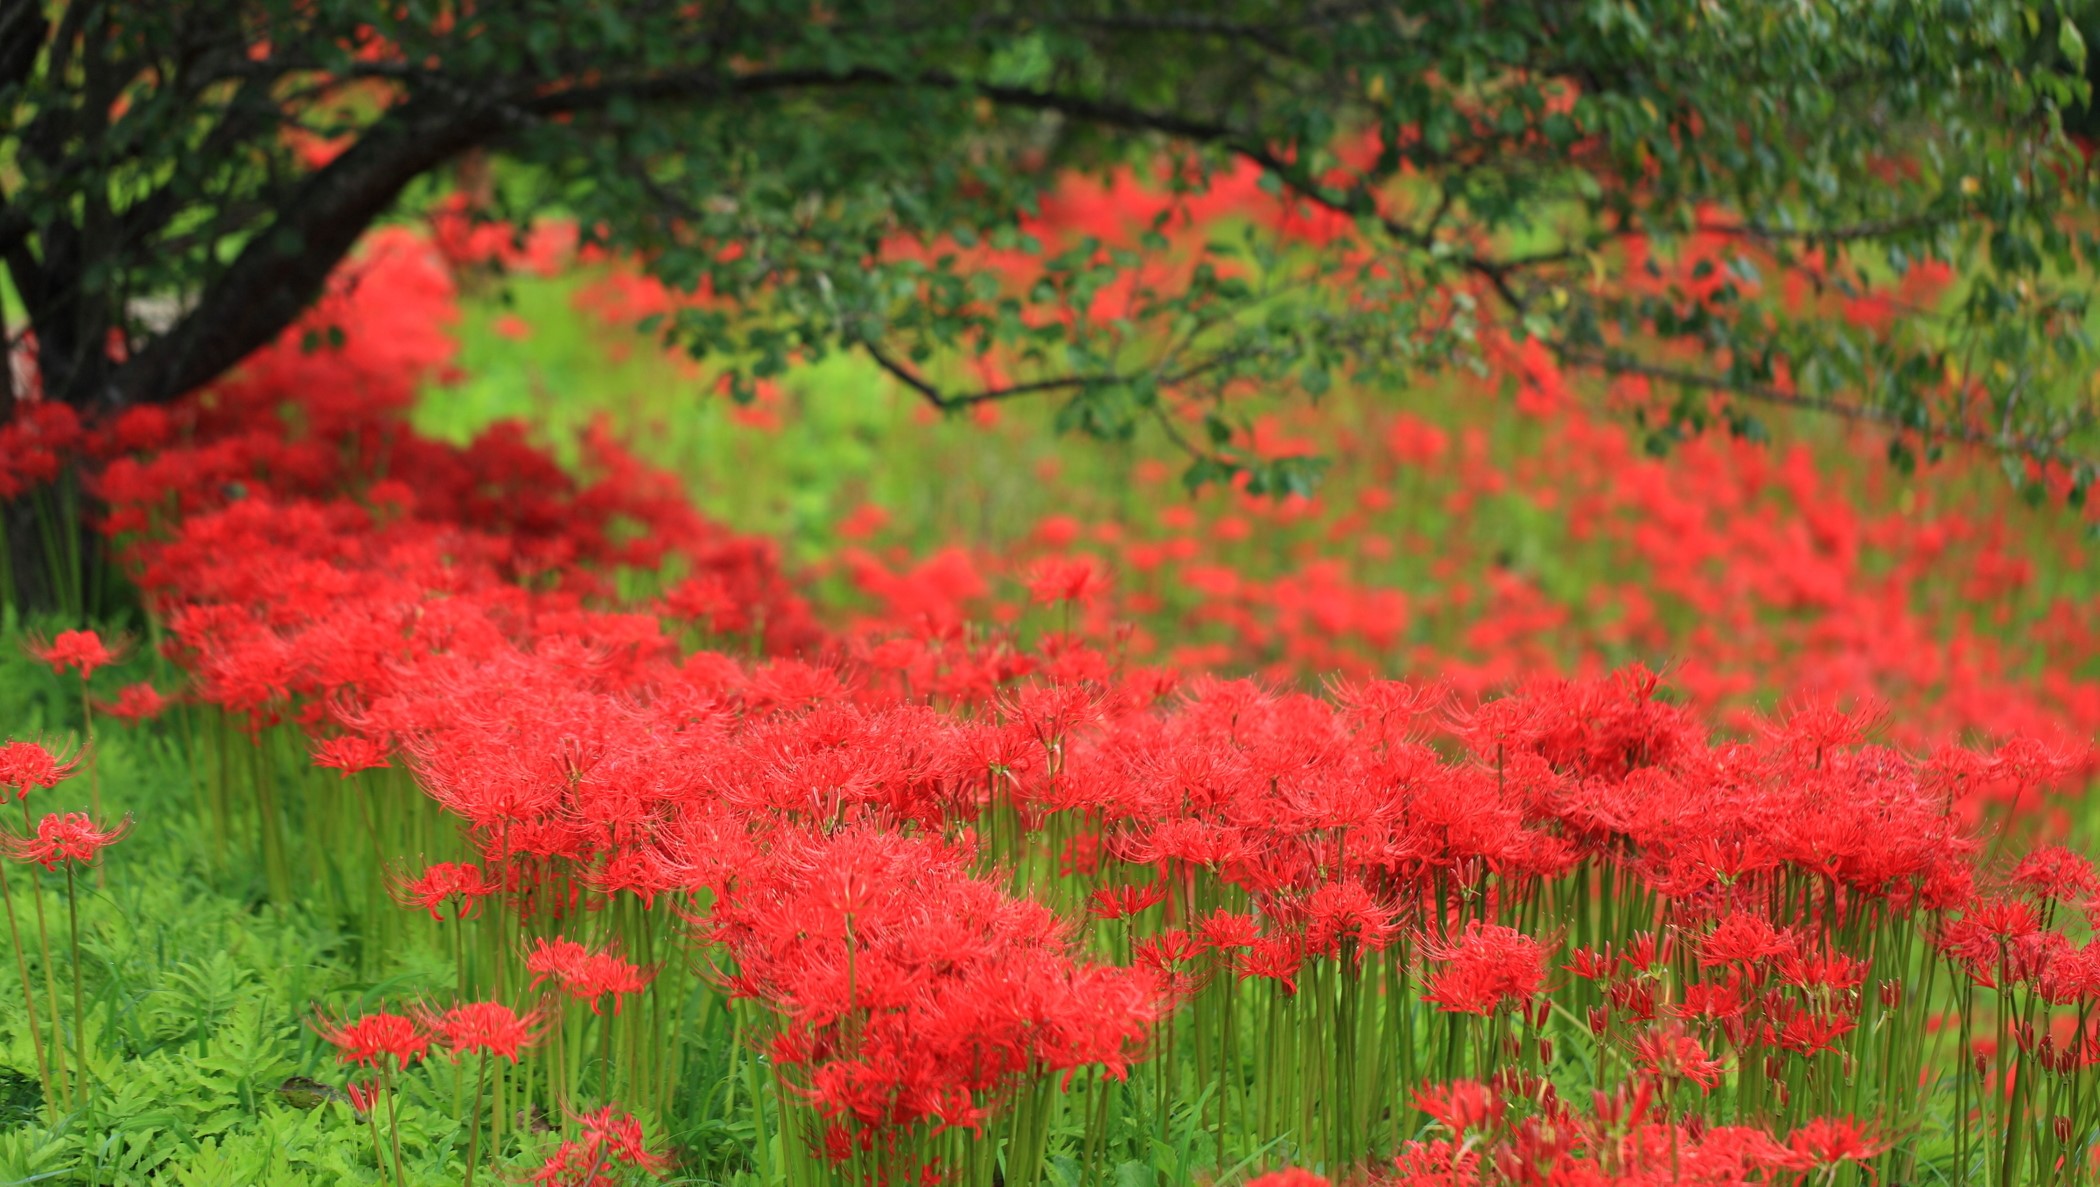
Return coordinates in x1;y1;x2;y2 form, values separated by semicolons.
0;854;54;1118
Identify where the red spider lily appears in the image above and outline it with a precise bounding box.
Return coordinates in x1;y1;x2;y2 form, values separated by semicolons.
526;937;593;987
1196;909;1262;953
1615;932;1669;975
1413;1079;1502;1133
2010;844;2100;904
1237;935;1306;996
1771;1006;1857;1058
1698;913;1798;970
311;1011;432;1069
0;740;78;798
96;682;169;724
423;1001;542;1061
1939;897;2046;984
1632;1025;1724;1092
0;401;83;496
1676;981;1745;1022
1384;1137;1482;1182
1776;948;1868;993
1782;1116;1887;1168
4;812;129;869
527;937;655;1013
1023;555;1108;606
708;823;1160;1139
1087;882;1167;920
1422;922;1546;1016
528;1105;672;1184
345;1078;380;1115
1304;879;1399;954
28;629;123;680
564;952;653;1013
392;861;499;921
1563;947;1615;981
313;734;391;776
1244;1171;1328;1187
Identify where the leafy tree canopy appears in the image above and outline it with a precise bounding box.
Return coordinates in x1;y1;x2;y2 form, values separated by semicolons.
1;0;2095;498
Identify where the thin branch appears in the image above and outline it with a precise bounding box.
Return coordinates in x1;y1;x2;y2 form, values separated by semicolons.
860;342;1119;409
860;338;1248;471
858;339;1253;412
1556;345;2094;470
1691;212;1962;243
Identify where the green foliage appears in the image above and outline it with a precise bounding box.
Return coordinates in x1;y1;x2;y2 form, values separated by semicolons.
0;631;454;1184
2;1;2094;496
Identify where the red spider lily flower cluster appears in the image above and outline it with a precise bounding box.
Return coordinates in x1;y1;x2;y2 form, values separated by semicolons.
529;1106;670;1185
1023;555;1110;607
708;824;1163;1137
0;740;78;799
422;1001;542;1061
1245;1171;1329;1187
1379;1082;1888;1186
4;812;129;869
1423;924;1548;1016
96;682;169;724
28;629;123;680
392;862;500;921
526;937;655;1013
313;1011;433;1069
1631;1025;1725;1094
313;734;392;776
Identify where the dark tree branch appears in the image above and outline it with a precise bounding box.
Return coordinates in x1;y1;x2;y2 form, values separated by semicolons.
1691;212;1964;243
860;342;1114;409
109;94;503;407
859;338;1254;413
1556;345;2094;470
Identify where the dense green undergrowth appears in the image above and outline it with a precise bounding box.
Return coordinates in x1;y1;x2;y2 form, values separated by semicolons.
0;632;464;1184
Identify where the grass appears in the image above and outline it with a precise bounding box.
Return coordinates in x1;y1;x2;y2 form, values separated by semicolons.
0;627;456;1183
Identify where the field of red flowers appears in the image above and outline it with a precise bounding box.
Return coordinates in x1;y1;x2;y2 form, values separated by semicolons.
0;164;2096;1186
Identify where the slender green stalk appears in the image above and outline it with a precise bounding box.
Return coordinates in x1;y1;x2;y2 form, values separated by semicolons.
21;803;68;1101
0;855;54;1117
362;1085;389;1183
63;863;88;1109
465;1051;492;1187
382;1065;408;1187
78;686;99;822
78;688;103;891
